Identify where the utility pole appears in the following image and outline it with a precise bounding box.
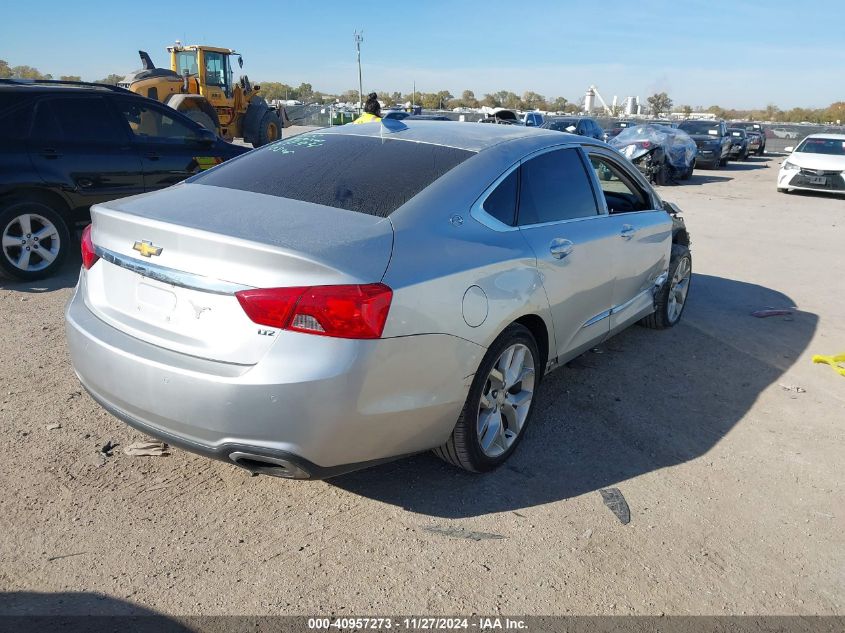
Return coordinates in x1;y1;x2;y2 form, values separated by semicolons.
413;81;416;111
354;30;364;112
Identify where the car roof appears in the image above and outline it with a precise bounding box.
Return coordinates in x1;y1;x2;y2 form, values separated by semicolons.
0;79;134;96
313;119;599;153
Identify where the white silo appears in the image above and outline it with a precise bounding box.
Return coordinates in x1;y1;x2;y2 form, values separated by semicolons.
585;86;596;113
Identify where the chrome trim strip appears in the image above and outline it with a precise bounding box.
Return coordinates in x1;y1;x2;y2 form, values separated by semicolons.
582;309;612;328
581;284;660;329
94;246;251;295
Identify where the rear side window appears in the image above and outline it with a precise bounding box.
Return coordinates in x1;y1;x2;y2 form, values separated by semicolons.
32;97;126;144
518;149;598;225
483;169;518;226
193;133;474;217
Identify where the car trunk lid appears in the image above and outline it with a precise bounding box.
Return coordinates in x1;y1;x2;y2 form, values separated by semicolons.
83;183;394;365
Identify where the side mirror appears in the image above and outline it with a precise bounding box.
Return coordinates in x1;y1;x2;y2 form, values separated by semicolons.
783;146;794;153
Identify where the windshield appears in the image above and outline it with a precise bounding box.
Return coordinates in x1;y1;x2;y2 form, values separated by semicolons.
795;137;845;156
679;121;719;135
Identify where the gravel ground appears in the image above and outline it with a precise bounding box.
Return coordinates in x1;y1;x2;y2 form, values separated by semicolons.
0;154;843;617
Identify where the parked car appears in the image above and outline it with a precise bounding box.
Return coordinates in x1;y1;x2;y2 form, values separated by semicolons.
522;112;544;127
602;120;636;141
777;134;845;195
609;124;697;184
677;119;732;168
0;79;249;281
542;116;604;140
731;122;767;154
727;128;750;160
745;131;763;154
66;121;692;479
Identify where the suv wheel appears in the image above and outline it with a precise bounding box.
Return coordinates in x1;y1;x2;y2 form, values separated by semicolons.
434;323;540;472
0;200;70;281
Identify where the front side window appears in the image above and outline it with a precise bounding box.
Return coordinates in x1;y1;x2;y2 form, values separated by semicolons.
588;156;650;214
204;52;227;89
517;149;598;225
115;99;199;143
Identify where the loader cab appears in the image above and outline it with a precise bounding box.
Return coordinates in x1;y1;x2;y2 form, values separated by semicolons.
168;45;238;101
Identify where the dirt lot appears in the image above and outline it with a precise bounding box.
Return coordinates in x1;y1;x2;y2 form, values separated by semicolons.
1;154;843;617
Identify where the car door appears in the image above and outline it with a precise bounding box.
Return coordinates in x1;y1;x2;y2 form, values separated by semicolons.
27;95;144;212
585;149;673;335
111;97;226;191
515;146;618;362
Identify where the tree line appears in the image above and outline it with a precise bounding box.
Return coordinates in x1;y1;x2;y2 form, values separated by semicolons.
3;60;842;123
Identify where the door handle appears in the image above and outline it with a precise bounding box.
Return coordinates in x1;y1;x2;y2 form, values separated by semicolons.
549;238;574;259
620;224;637;240
77;178;94;189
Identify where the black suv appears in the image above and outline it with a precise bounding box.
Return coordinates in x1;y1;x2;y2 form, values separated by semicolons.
676;119;732;169
0;79;249;280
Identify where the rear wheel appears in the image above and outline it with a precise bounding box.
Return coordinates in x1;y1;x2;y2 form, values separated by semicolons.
255;110;282;147
434;323;539;473
183;109;217;133
654;160;670;186
639;244;691;330
0;200;70;281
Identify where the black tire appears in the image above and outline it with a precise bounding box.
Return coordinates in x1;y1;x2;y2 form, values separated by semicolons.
740;148;749;161
0;200;71;281
777;187;789;194
639;244;692;330
183;109;217;133
255;110;282;147
757;145;765;156
719;154;729;167
680;163;693;180
433;323;541;473
654;161;670;186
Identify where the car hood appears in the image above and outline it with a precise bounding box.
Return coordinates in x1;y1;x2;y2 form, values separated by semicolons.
785;153;845;171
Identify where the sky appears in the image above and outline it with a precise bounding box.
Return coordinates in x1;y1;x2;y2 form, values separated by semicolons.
2;0;844;110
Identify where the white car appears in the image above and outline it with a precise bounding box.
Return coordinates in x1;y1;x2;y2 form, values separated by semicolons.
777;134;845;195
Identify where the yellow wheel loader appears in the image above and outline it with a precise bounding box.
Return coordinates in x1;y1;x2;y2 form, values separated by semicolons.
120;43;283;147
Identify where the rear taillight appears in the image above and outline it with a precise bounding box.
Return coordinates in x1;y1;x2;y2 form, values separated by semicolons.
235;283;392;340
639;140;652;149
81;224;99;270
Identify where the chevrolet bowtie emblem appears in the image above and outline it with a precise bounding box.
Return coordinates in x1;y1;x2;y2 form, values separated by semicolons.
132;240;163;257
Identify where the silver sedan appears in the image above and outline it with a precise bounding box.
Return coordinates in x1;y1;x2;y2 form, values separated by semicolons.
66;121;692;479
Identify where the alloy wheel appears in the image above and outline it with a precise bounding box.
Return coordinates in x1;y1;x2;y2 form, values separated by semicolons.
667;256;691;323
1;213;61;273
476;343;536;458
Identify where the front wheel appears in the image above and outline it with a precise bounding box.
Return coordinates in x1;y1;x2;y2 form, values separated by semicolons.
434;323;540;473
0;200;71;281
640;244;692;330
255;110;282;147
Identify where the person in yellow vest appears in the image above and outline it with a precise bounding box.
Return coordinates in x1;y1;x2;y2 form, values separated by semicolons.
353;93;382;124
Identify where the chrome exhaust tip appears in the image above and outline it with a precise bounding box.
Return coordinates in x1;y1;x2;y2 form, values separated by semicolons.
228;451;310;479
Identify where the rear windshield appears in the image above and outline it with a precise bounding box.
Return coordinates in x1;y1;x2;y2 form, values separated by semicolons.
193;133;474;217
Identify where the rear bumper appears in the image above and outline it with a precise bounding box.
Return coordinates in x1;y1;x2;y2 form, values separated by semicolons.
65;276;484;478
